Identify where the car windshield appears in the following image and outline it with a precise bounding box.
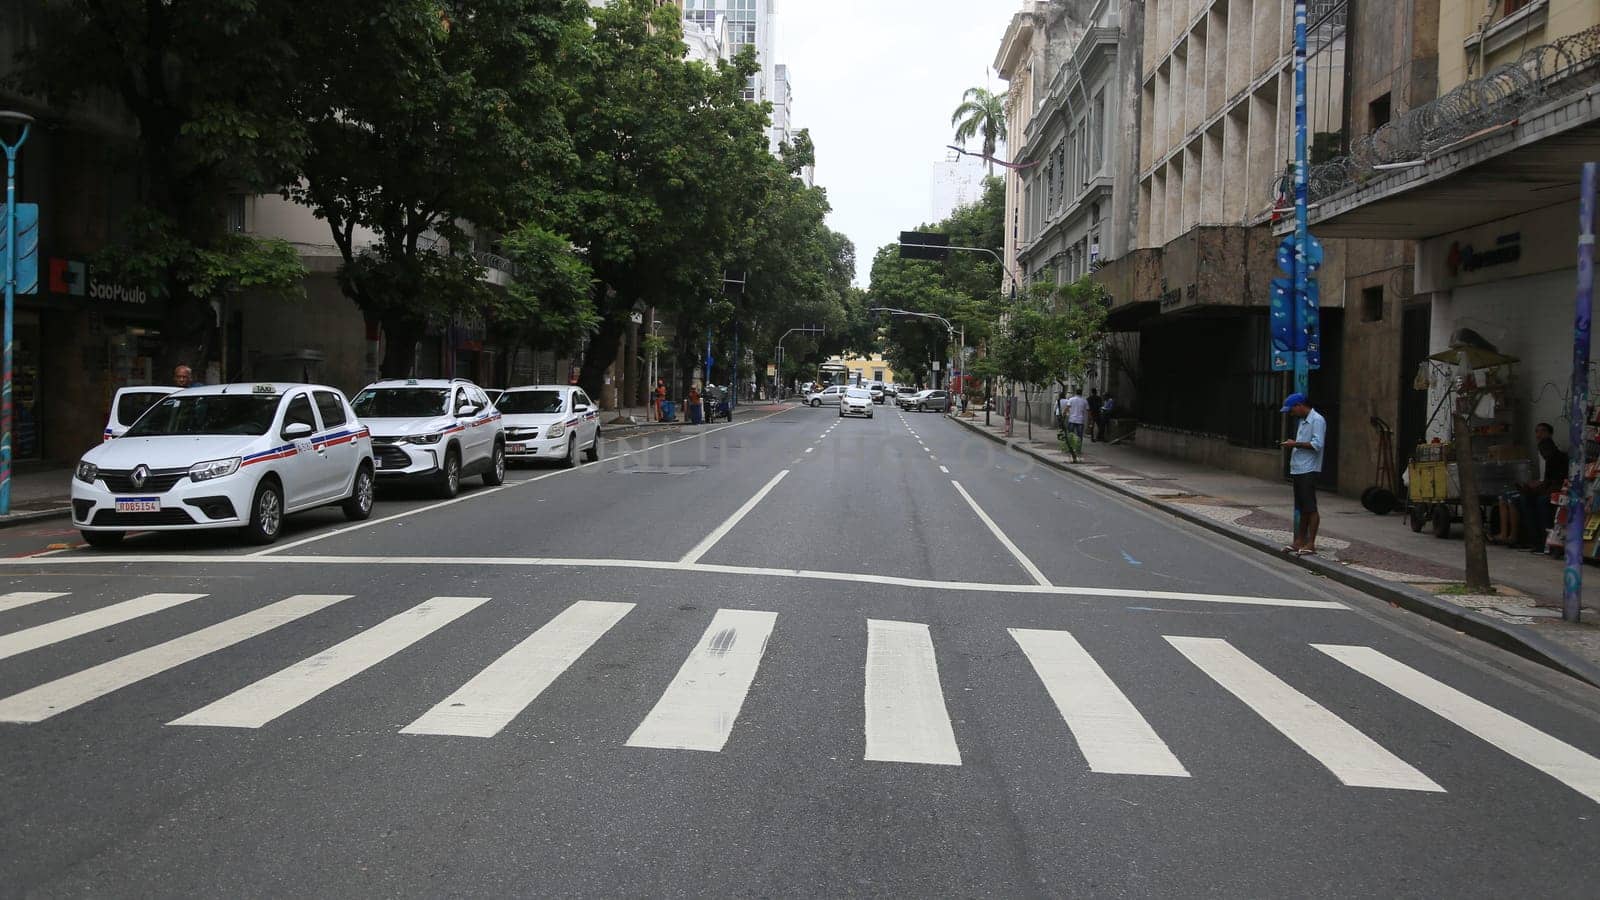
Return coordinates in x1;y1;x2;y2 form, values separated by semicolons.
846;388;871;399
125;395;281;437
496;390;565;415
351;388;449;418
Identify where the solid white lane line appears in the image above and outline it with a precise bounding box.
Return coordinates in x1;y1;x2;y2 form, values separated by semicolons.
678;470;791;565
0;591;67;613
2;555;1348;608
256;406;798;556
1169;637;1443;792
627;608;777;752
1011;628;1189;777
0;594;348;723
950;481;1052;587
865;619;960;765
1316;644;1600;803
402;600;633;738
939;466;950;474
170;596;489;729
0;593;206;661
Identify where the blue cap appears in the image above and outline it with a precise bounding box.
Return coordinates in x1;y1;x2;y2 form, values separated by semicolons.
1280;392;1308;413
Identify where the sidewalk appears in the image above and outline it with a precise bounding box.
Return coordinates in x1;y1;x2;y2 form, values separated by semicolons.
0;461;73;528
948;412;1600;685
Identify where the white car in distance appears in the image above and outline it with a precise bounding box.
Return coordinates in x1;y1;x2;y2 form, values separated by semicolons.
71;383;375;547
839;386;874;418
806;385;846;407
496;385;602;468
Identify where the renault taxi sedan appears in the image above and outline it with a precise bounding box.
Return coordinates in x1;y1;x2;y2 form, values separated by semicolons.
351;378;505;498
839;386;874;418
496;385;602;468
71;383;375;547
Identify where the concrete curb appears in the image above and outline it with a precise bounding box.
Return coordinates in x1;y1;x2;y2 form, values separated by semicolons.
0;506;71;529
949;414;1600;690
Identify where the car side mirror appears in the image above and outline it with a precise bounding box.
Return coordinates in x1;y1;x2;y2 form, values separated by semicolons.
457;403;478;416
283;422;313;439
574;403;589;412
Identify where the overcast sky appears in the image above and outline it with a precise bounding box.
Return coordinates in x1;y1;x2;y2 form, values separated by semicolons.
778;2;1018;288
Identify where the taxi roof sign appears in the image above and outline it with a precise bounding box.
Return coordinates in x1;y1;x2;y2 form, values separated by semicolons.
252;384;278;394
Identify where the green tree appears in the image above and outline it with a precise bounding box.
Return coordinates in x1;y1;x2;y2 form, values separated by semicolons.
293;0;588;375
16;0;312;371
950;88;1007;175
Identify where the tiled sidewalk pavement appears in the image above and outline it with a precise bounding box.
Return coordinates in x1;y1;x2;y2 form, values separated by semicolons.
949;412;1600;679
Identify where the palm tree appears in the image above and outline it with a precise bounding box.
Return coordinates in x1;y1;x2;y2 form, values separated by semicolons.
950;87;1007;175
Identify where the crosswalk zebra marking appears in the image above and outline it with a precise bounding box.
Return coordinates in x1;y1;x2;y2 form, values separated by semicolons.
0;594;349;723
0;593;206;662
401;600;634;738
1011;628;1189;777
170;596;491;729
1316;643;1600;803
864;619;961;766
627;608;778;752
0;591;68;614
1168;636;1443;791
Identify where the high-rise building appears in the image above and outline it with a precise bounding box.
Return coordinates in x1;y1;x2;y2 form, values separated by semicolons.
682;0;788;152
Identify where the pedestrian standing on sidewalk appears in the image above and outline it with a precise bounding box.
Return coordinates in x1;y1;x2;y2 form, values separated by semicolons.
1064;388;1089;444
1279;392;1326;556
688;386;702;425
654;379;666;421
1099;394;1115;441
1087;389;1104;442
173;365;197;388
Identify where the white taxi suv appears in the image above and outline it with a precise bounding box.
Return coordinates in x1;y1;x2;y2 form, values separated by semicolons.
71;383;375;547
351;378;505;497
495;385;601;468
103;385;180;440
839;386;874;418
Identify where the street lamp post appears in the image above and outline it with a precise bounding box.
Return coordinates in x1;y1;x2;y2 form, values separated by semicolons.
868;307;961;410
0;111;33;517
1292;0;1311;397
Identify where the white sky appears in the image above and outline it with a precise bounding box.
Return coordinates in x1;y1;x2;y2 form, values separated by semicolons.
778;1;1018;287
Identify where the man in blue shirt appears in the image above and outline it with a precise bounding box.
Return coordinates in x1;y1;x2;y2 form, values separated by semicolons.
1279;392;1327;555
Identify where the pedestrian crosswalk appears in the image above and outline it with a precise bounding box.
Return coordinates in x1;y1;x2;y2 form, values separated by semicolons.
5;589;1600;804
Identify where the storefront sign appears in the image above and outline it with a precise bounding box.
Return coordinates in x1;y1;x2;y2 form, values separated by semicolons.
1447;233;1521;277
47;257;149;305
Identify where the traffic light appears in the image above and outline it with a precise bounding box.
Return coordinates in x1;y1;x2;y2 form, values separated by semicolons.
899;231;950;261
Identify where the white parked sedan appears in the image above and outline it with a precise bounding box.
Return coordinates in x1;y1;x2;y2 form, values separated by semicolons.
71;383;375;547
496;385;602;467
839;386;874;418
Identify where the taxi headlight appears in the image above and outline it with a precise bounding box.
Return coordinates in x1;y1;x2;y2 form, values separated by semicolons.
75;460;99;484
406;432;443;445
189;457;241;482
546;422;566;439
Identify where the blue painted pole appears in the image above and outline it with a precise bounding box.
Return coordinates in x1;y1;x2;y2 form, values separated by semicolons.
1292;0;1310;397
0;117;30;517
1565;163;1598;624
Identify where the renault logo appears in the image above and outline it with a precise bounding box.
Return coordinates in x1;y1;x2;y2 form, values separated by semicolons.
130;465;150;489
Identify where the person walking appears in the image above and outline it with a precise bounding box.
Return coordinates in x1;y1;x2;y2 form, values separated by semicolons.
654;379;667;422
1064;388;1089;445
688;386;702;426
1087;389;1104;442
1279;392;1327;556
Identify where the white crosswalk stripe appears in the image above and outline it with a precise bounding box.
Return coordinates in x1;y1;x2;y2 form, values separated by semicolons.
864;619;961;766
1168;636;1443;792
1317;644;1600;803
0;594;349;723
0;593;207;662
628;608;777;752
1011;628;1189;777
170;596;490;729
0;591;68;614
402;600;634;738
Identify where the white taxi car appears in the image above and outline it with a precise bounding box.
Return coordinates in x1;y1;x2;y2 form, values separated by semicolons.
350;378;505;497
102;385;180;440
839;386;874;418
496;385;602;467
71;383;375;547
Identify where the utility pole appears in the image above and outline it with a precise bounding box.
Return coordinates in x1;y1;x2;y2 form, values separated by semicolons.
1565;162;1597;623
1292;0;1311;397
0;111;33;517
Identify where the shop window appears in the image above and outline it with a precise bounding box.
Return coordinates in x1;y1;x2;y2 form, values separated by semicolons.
1361;286;1384;323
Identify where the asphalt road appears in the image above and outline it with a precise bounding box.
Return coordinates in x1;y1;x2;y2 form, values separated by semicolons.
4;401;1600;897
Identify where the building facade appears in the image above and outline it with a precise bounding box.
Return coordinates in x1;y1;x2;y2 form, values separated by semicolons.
682;0;789;152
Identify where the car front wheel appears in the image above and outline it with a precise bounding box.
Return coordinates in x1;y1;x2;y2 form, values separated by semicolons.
585;429;602;462
436;449;462;499
811;399;820;408
562;435;578;469
342;465;375;521
244;479;284;545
